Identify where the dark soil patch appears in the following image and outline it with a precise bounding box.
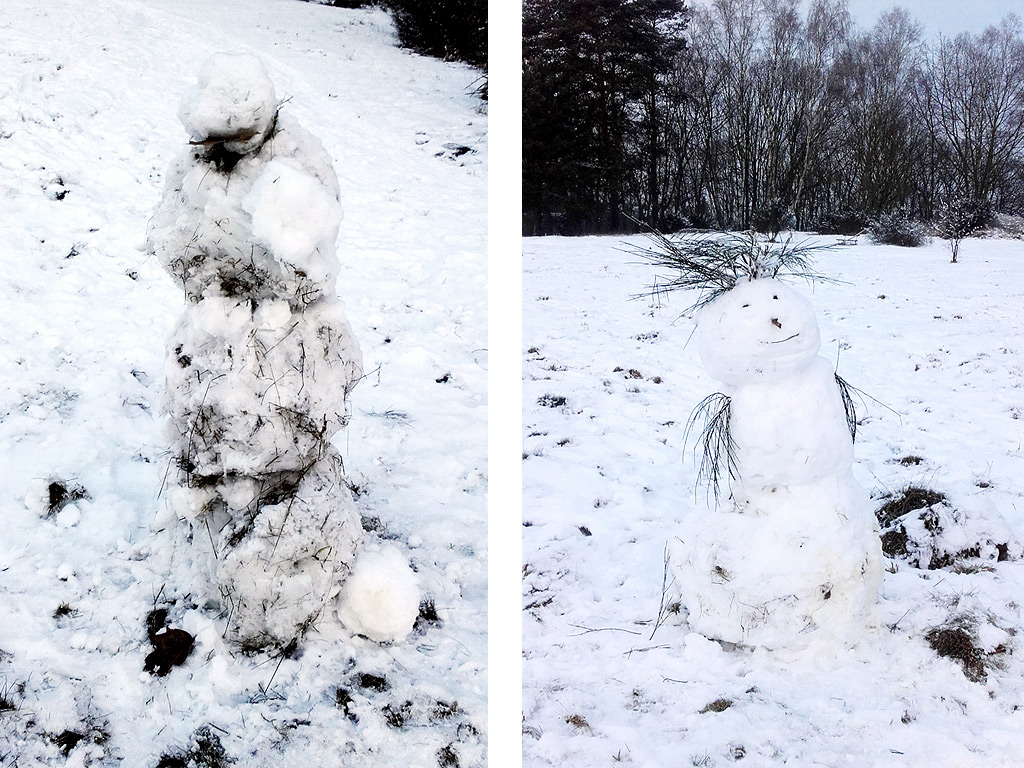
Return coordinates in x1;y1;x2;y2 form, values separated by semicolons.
336;688;358;722
880;527;909;558
699;698;733;714
438;743;460;767
415;598;442;632
537;394;567;408
383;701;413;728
432;700;459;721
47;480;89;516
357;673;388;692
925;625;989;683
145;628;194;677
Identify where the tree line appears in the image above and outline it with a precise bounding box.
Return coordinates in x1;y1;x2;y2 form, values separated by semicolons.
523;0;1024;236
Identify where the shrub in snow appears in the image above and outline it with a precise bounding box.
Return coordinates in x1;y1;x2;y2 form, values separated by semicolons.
148;53;366;649
637;231;882;650
816;208;868;236
924;599;1011;683
867;207;929;247
750;196;794;241
875;485;1018;570
384;0;487;69
936;197;992;263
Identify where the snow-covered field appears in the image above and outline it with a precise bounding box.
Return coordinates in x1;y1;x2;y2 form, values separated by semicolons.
523;234;1024;766
0;1;485;765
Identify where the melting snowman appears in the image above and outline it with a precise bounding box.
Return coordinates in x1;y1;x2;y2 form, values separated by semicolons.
673;275;882;650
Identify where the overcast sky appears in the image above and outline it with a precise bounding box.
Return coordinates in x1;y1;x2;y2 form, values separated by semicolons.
843;0;1019;37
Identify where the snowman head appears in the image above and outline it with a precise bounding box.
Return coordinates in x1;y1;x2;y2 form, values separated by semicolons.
696;279;821;385
179;53;278;156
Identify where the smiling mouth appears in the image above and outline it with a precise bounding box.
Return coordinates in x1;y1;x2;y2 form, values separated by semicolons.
765;333;800;344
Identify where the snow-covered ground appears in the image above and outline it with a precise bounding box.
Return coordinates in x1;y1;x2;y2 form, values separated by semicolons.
523;234;1024;767
0;0;485;765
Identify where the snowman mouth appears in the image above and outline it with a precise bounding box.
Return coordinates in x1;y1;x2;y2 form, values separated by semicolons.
765;333;800;344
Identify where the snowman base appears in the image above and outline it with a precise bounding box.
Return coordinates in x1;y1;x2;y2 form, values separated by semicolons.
674;475;882;651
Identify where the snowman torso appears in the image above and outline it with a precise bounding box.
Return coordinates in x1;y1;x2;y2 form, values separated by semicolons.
730;356;853;493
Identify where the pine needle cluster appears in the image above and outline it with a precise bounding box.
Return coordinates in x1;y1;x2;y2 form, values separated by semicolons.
630;228;836;312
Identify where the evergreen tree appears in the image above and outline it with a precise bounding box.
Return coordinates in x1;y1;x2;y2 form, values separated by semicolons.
523;0;687;235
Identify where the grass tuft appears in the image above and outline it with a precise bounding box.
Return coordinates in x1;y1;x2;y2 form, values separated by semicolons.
564;713;592;732
925;621;989;683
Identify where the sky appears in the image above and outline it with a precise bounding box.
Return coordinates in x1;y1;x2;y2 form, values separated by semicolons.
843;0;1019;37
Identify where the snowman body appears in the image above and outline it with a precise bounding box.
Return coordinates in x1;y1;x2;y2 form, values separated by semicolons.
676;279;881;649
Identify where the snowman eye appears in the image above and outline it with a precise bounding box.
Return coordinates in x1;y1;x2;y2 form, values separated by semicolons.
772;295;779;300
742;303;750;308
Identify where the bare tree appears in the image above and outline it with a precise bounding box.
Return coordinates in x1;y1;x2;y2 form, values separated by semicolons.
920;16;1024;207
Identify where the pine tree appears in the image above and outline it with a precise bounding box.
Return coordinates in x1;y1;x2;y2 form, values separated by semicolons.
523;0;687;235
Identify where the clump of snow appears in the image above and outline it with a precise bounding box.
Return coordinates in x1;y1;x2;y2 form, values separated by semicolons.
178;53;278;154
163;296;361;478
878;490;1020;570
147;110;344;306
337;546;421;643
243;156;343;270
674;476;881;649
210;451;363;646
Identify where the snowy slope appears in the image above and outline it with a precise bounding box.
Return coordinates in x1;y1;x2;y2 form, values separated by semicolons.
0;1;486;765
523;235;1024;767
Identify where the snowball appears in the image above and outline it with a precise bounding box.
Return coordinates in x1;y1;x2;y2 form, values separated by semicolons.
337;547;421;643
697;279;821;386
243;157;342;272
178;53;277;153
56;503;81;528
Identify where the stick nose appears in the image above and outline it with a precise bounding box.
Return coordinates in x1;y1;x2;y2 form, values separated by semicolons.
771;318;782;329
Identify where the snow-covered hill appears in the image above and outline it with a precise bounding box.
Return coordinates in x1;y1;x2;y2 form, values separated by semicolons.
0;0;486;765
523;234;1024;767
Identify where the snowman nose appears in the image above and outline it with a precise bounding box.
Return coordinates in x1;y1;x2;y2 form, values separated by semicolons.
771;318;782;329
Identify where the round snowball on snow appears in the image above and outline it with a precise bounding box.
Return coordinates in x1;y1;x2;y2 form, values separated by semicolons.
338;547;420;643
178;53;277;151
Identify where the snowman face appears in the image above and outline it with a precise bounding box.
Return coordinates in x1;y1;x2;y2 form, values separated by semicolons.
696;279;821;385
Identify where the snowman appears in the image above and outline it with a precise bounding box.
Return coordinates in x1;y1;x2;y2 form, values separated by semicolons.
149;53;419;648
655;237;882;650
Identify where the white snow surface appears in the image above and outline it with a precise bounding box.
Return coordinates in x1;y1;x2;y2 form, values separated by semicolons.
524;234;1024;766
0;1;485;765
